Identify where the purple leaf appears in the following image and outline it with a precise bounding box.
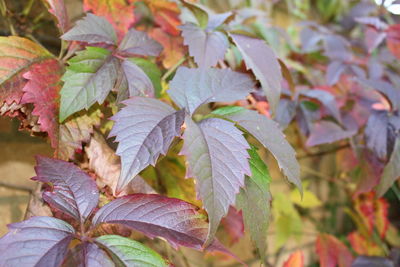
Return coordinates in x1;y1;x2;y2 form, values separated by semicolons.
212;106;302;193
323;35;351;60
168;67;254;115
32;156;99;223
92;194;228;252
377;137;400;196
181;116;250;245
83;242;114;267
352;256;394;267
358;78;400;110
355;17;388;30
306;121;356;147
365;110;389;159
275;98;296;129
61;13;117;45
118;29;162;57
122;59;154;97
300;27;323;53
302;89;341;122
95;235;167;266
180;23;229;68
0;216;74;267
326;61;347;86
110;97;185;193
230;33;282;114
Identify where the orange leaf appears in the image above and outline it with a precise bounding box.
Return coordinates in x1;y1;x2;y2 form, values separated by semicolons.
283;251;304;267
146;0;181;36
316;234;353;267
347;232;383;256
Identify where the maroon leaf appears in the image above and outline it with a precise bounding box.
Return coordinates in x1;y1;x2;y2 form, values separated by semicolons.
0;216;74;267
45;0;70;32
32;156;99;223
221;206;244;245
306;121;356;147
117;29;162;57
110;97;185;193
168;67;254;115
92;194;229;252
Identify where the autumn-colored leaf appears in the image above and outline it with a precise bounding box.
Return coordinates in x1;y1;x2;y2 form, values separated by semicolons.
283;251;304;267
386;24;400;59
83;0;135;37
146;0;181;36
347;232;384;256
316;233;353;267
221;206;244;245
21;59;61;148
44;0;70;32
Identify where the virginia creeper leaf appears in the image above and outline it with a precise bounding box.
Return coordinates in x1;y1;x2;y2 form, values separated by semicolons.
180;23;229;68
236;146;271;260
230;33;283;114
121;59;154;97
61;13;117;45
118;29;163;57
168;67;254;115
60;46;118;121
0;36;52;105
129;58;162;98
0;216;74;267
83;0;135;37
92;194;228;252
316;233;354;267
181;116;250;245
32;156;99;223
110;97;185;193
212;106;302;192
182;1;209;29
302;89;341;122
306;121;356;147
20;59;61;148
377;137;400;196
95;235;167;266
45;0;69;32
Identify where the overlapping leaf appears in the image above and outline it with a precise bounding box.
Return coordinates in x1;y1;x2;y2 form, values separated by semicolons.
60;46;118;121
316;233;354;267
221;206;244;245
181;116;250;245
230;33;283;114
92;194;228;252
377;137;400;196
386;24;400;59
95;235;167;266
236;146;271;260
118;29;163;57
306;121;356;147
146;0;181;36
121;59;155;97
212;106;302;192
32;156;99;223
168;67;254;115
81;242;114;266
110;97;185;193
0;217;74;267
45;0;69;32
149;28;185;68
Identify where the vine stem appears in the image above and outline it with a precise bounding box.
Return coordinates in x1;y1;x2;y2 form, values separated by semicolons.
161;57;186;82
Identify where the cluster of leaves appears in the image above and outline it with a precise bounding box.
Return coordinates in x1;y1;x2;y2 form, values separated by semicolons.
1;0;400;266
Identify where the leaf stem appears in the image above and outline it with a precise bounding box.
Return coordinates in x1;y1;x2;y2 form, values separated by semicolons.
161;56;186;82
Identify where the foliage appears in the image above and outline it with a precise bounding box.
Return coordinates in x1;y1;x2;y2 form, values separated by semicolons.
0;0;400;266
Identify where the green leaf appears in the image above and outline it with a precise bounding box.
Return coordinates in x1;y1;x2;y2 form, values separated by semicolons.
237;145;271;261
129;58;162;98
182;1;209;29
60;46;119;122
95;235;167;266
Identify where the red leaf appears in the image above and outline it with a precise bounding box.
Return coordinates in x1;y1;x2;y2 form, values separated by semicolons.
83;0;135;37
221;206;244;245
386;24;400;59
283;251;304;267
347;232;383;256
316;233;353;267
146;0;181;36
45;0;70;32
21;59;61;148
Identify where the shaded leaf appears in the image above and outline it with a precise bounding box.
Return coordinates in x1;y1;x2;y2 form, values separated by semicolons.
352;256;394;267
168;67;254;115
212;106;302;192
0;217;74;267
110;97;185;193
60;46;119;121
180;23;228;68
83;242;114;267
181;116;250;245
302;89;341;122
326;61;347;86
236;146;271;260
20;59;61;148
32;156;99;223
122;59;154;97
386;24;400;59
230;33;282;114
61;13;116;45
365;110;389;159
92;194;228;252
117;29;162;57
377;137;400;196
130;58;162;98
316;233;354;267
221;206;244;245
95;235;167;266
45;0;70;32
306;121;356;147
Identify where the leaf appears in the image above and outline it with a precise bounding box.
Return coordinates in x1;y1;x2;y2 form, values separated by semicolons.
182;1;209;29
122;59;154;97
352;256;394;267
149;28;185;68
301;89;341;122
20;59;61;148
45;0;70;32
83;242;115;266
95;235;167;266
283;251;304;267
92;194;228;252
230;33;282;114
146;0;181;36
181;116;250;245
180;23;229;68
0;216;74;267
236;146;271;260
212;106;302;192
386;24;400;59
377;137;400;196
290;181;321;208
316;233;354;267
117;29;162;57
83;0;135;37
348;232;384;256
61;13;116;45
306;121;356;147
326;61;347;86
32;156;99;223
130;58;162;98
60;46;119;121
221;206;244;245
168;67;254;115
0;36;53;105
110;97;185;193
